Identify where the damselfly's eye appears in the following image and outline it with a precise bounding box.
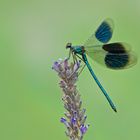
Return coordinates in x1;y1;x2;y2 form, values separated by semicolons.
66;43;72;49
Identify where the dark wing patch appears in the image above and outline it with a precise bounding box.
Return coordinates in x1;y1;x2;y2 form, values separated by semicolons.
105;53;129;69
103;43;131;69
95;20;113;43
103;43;127;53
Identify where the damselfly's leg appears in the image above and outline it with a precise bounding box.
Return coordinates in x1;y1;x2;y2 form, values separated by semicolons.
74;53;78;64
78;63;86;76
68;53;81;79
72;52;79;64
74;54;86;76
75;54;84;62
67;53;78;79
67;49;72;60
72;52;76;64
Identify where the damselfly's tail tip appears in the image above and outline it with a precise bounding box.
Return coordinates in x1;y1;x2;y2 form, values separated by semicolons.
113;108;117;113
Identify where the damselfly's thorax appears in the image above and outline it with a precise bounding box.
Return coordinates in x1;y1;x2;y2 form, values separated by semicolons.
66;43;85;55
73;46;85;55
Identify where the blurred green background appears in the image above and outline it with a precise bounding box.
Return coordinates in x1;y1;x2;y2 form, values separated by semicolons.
0;0;140;140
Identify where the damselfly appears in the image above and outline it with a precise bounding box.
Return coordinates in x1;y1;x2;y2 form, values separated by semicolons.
66;18;137;112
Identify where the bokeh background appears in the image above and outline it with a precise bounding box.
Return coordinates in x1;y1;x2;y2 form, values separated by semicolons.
0;0;140;140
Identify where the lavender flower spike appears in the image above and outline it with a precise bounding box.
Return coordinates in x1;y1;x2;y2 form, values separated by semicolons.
52;58;89;140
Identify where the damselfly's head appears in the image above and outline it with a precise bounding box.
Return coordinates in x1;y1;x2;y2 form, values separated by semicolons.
66;43;72;49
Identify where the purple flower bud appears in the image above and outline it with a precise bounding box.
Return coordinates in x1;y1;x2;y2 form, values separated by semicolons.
80;124;89;135
52;61;58;69
60;117;70;128
52;61;60;72
60;117;67;123
59;81;66;88
71;117;76;125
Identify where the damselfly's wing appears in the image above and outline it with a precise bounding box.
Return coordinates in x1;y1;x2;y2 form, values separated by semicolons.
84;18;114;47
85;42;137;69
